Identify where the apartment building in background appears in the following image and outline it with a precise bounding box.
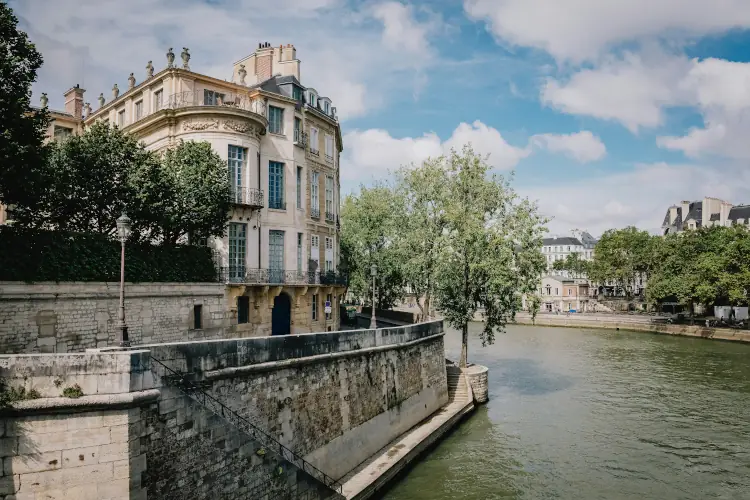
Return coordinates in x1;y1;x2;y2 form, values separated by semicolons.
662;197;750;235
541;233;596;278
22;43;345;335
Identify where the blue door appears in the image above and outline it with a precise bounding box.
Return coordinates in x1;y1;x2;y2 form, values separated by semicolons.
272;293;291;335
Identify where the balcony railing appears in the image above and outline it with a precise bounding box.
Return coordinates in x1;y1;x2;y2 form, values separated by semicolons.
219;267;348;286
167;91;266;116
310;148;320;157
230;187;263;208
268;199;286;210
325;211;335;222
325;153;334;163
294;130;307;148
310;207;321;219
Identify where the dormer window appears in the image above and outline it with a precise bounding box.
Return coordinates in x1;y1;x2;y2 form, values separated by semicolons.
293;86;302;101
324;101;329;114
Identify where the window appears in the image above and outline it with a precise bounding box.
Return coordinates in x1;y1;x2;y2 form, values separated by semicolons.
294;117;302;143
269;106;284;135
268;230;285;283
296;166;303;208
311;235;320;267
237;296;250;324
324;102;330;114
310;127;319;154
228;223;247;281
312;294;318;321
293;86;303;101
309;93;316;108
326;293;332;319
118;109;125;127
228;146;246;203
325;237;333;272
204;89;224;105
268;161;285;209
154;90;163;110
325;134;334;159
567;246;571;251
53;126;73;140
555;288;558;295
297;233;303;272
135;100;143;120
193;305;203;329
325;176;333;216
311;172;319;217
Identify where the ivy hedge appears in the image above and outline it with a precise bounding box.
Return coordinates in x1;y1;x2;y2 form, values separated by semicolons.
0;226;218;283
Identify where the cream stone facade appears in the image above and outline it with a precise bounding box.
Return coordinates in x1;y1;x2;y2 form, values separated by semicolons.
17;43;346;336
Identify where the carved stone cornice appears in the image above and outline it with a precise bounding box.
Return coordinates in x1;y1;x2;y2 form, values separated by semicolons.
182;118;219;131
223;119;259;139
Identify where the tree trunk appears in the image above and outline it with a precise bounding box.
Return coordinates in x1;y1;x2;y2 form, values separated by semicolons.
424;291;431;320
459;322;469;368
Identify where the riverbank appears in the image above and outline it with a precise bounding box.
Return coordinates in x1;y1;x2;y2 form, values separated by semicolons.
512;313;750;343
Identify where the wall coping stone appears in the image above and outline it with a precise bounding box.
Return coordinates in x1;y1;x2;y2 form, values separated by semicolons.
205;331;445;380
0;388;160;416
0;281;225;300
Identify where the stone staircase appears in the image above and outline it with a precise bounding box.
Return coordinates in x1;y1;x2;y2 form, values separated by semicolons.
446;364;470;404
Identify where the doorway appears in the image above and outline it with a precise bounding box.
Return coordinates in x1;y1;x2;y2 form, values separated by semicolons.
271;293;292;335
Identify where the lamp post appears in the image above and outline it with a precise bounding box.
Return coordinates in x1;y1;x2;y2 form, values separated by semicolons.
370;264;377;329
116;213;132;347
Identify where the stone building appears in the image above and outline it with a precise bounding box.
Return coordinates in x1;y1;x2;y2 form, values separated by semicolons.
535;275;591;313
7;43;346;338
662;196;750;235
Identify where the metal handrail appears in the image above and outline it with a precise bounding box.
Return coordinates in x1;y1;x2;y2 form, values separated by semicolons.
311;207;321;219
166;90;266;116
230;186;264;208
149;356;344;495
218;267;348;286
325;211;335;222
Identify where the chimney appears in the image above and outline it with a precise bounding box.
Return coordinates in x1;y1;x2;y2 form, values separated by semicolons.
669;206;677;225
255;42;274;82
63;84;86;120
720;201;732;226
680;200;690;224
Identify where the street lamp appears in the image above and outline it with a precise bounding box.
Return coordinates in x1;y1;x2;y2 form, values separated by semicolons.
370;264;377;329
116;213;132;347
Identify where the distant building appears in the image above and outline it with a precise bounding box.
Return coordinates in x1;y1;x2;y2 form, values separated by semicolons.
523;275;591;313
662;197;750;235
541;232;597;278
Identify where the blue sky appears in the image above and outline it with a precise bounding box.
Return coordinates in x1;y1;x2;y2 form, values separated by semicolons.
13;0;750;236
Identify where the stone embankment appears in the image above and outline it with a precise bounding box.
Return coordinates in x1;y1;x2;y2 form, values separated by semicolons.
512;312;750;343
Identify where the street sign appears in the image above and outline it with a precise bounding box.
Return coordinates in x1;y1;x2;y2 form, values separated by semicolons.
324;301;332;314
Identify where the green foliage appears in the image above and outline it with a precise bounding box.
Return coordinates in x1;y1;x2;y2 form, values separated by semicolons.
130;141;231;244
590;227;659;297
552;252;591;277
62;384;84;399
0;3;50;213
0;226;218;282
340;184;405;309
433;146;548;366
0;379;41;408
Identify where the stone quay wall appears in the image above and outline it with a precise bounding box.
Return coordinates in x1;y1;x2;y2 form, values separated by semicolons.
513;313;750;343
0;281;229;354
0;321;448;499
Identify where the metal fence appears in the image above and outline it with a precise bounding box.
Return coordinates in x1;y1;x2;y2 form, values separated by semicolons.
230;187;264;208
218;267;348;286
166;90;266;116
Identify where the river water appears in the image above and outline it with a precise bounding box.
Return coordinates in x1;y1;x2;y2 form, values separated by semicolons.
383;323;750;500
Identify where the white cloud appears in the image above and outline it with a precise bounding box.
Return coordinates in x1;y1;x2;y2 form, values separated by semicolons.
372;2;432;55
523;162;750;236
463;0;750;62
531;131;606;162
341;120;530;183
10;0;438;122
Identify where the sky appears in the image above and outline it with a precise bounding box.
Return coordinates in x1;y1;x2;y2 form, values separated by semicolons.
12;0;750;237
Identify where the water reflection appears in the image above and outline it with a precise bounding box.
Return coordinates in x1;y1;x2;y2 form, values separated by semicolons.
383;324;750;500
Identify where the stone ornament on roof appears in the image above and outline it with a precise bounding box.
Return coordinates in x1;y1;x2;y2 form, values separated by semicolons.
84;102;92;117
181;48;190;70
166;48;175;68
112;84;119;99
40;93;48;108
98;93;105;107
146;60;154;78
128;73;136;89
238;64;247;85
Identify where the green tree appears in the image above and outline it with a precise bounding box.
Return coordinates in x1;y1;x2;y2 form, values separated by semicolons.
552;251;591;277
340;185;405;309
0;2;50;213
131;140;231;244
589;227;658;297
434;146;548;367
393;158;450;320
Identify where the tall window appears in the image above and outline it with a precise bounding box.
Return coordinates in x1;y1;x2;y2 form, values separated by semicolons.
297;233;303;272
294;117;302;143
228;146;245;201
310;235;320;268
324;101;330;114
268;161;284;209
296;166;303;209
325;176;334;216
237;296;250;324
310;172;319;217
293;86;302;101
310;127;319;154
204;90;224;105
326;293;332;320
229;223;247;281
325;237;333;273
268;230;285;283
154;90;163;110
118;109;125;127
135;100;143;120
269;106;284;134
325;134;334;159
312;294;318;321
53;126;73;140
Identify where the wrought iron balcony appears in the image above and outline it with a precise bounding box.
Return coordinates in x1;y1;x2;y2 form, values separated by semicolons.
325;211;335;222
310;148;320;157
219;267;348;286
268;199;286;210
294;130;307;148
167;91;266;115
325;153;334;163
229;187;263;209
310;207;321;219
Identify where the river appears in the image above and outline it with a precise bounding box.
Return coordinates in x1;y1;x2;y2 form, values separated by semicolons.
383;323;750;500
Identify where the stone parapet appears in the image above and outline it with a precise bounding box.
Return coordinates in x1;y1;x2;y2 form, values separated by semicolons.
465;364;489;404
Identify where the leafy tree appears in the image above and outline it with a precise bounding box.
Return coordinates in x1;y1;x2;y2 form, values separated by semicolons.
0;3;50;213
131;140;231;244
434;146;548;367
393;158;450;320
340;185;405;309
589;227;658;297
552;251;591;277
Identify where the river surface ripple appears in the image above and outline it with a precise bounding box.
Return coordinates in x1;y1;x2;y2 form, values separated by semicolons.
383;324;750;500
